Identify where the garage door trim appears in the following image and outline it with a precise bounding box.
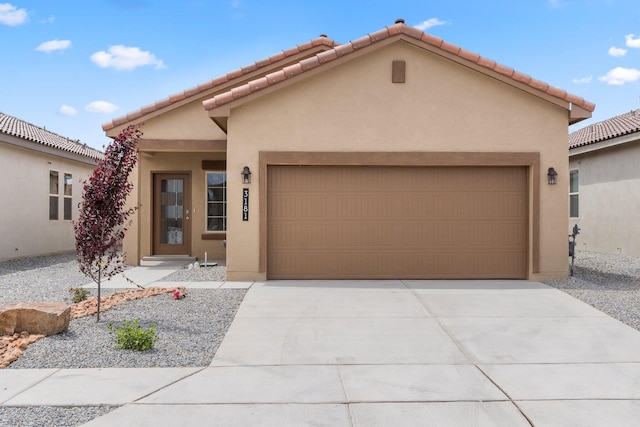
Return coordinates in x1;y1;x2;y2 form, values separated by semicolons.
258;151;540;277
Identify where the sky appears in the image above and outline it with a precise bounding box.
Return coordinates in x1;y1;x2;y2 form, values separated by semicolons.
1;0;640;150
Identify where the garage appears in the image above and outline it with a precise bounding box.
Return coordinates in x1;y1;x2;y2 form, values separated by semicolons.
267;165;528;279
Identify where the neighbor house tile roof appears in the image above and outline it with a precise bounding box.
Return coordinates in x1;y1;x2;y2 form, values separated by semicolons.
0;112;103;161
102;36;339;132
569;109;640;149
203;21;596;114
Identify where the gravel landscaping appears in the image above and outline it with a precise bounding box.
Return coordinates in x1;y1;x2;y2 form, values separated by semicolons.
544;251;640;331
3;250;640;426
0;252;243;427
0;253;244;370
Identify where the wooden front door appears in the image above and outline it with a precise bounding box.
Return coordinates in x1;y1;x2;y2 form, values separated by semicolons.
153;173;191;256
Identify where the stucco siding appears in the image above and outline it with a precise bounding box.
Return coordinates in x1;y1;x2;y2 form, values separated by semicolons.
139;102;227;140
224;41;570;280
569;141;640;256
0;143;97;261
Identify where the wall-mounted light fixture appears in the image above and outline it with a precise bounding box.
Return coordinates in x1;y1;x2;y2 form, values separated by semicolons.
241;166;252;184
547;167;558;185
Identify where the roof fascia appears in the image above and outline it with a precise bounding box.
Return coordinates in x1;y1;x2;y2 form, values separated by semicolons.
1;134;100;166
568;104;592;125
569;131;640;157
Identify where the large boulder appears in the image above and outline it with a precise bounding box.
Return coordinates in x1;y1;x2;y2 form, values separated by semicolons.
0;302;71;336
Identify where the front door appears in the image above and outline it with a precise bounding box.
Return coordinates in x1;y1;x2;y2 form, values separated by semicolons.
153;173;191;255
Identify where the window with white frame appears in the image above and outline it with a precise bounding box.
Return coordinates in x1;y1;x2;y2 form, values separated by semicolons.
49;171;59;220
64;173;73;220
206;172;227;231
570;169;579;218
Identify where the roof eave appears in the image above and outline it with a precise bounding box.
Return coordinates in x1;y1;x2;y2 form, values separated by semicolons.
1;133;101;165
569;104;592;126
570;130;640;157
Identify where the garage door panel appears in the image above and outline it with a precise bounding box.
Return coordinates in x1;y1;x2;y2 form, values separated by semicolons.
268;166;528;279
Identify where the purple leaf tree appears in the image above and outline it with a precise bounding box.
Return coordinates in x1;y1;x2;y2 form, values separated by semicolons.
74;125;141;321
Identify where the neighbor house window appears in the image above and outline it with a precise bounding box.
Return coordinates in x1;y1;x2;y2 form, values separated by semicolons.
49;171;59;220
570;170;579;218
64;173;73;220
206;172;227;231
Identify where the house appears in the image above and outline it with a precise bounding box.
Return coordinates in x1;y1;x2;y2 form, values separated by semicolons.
102;20;594;281
0;112;103;261
568;109;640;256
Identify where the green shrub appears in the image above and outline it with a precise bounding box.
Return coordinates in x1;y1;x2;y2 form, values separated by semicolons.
68;287;90;303
107;319;158;351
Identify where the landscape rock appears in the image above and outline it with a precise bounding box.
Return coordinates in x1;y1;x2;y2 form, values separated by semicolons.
0;302;71;336
0;333;45;368
70;287;173;318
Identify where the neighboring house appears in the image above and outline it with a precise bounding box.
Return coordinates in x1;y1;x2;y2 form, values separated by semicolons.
568;109;640;256
0;112;103;261
103;20;594;281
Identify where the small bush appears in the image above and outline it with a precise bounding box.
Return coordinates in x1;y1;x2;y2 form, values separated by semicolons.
69;287;90;303
107;319;158;351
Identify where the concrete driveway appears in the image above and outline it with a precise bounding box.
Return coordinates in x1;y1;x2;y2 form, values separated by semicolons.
76;279;640;426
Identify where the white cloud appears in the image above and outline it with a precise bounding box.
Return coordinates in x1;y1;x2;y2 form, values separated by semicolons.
608;46;627;57
36;39;71;53
599;67;640;85
40;15;55;24
625;34;640;48
90;45;165;71
59;105;77;116
0;3;28;26
573;76;592;84
85;101;119;114
414;18;447;31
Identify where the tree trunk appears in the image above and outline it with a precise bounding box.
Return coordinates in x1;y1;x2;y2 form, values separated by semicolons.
97;265;101;322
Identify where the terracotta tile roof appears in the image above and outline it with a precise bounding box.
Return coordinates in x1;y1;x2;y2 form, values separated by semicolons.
0;112;103;161
203;22;595;114
102;36;339;132
569;109;640;149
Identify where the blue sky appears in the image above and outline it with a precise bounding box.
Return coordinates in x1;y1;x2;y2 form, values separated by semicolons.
1;0;639;150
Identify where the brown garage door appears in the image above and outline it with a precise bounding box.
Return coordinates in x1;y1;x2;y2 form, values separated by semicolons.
267;166;528;279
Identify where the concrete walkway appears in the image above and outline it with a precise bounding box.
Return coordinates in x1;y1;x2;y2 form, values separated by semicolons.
4;277;640;426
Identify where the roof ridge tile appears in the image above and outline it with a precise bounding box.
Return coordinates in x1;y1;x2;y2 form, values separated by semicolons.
369;28;390;42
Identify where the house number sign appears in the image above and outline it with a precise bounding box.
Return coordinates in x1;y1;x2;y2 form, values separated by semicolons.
242;188;249;221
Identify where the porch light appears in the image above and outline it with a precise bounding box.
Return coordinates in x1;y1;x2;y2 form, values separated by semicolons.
241;166;252;184
547;167;558;185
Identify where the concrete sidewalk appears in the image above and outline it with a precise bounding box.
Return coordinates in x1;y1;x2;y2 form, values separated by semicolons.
4;279;640;426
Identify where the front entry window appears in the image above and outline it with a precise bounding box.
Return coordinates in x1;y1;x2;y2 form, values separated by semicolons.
206;173;227;231
160;178;184;244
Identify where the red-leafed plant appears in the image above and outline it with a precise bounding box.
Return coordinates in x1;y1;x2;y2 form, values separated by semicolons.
74;125;142;321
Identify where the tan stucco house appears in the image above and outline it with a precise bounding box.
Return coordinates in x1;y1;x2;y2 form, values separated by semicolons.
569;109;640;256
103;20;594;281
0;112;103;261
